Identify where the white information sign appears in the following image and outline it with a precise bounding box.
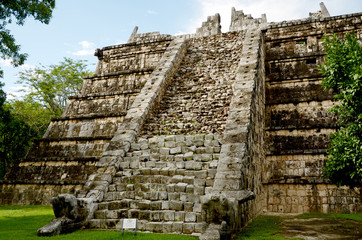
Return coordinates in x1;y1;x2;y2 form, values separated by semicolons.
121;219;137;235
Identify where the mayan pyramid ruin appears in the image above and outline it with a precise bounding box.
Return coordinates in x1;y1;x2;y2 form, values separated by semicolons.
1;2;361;239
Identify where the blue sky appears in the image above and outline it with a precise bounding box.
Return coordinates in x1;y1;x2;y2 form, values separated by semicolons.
1;0;362;98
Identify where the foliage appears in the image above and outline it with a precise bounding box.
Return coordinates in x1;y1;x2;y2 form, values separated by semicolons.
0;83;36;179
320;32;362;188
0;0;55;77
0;205;198;240
6;97;53;137
17;58;92;117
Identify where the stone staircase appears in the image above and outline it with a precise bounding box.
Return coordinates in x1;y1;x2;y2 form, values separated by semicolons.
86;31;248;235
90;134;221;235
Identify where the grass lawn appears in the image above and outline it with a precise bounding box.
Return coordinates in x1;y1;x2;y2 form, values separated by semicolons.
234;215;300;240
0;205;198;240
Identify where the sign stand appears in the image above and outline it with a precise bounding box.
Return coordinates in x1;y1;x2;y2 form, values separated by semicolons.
121;219;137;235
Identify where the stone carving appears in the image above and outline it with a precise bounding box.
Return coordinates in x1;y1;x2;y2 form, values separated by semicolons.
38;194;97;236
38;194;79;236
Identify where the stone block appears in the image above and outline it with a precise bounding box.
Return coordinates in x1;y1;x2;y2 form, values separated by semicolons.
172;222;183;233
150;201;162;210
194;186;205;195
162;210;175;221
150;211;160;221
106;210;118;219
183;223;195;234
193;203;202;213
138;200;151;210
175;154;184;161
169;200;184;211
186;185;194;194
159;191;168;200
165;135;176;142
175;211;185;221
175;135;185;142
175;183;187;192
160;148;170;155
184;202;194;212
194;223;207;233
168;192;180;200
184;152;193;160
170;146;182;154
163;222;173;233
165;141;176;148
139;210;150;220
146;222;163;233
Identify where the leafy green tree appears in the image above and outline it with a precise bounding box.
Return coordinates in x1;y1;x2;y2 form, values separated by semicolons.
0;0;55;77
9;58;92;138
17;58;92;117
0;83;36;179
321;32;362;188
7;97;53;137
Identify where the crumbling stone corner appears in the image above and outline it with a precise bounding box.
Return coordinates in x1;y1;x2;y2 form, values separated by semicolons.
37;194;96;236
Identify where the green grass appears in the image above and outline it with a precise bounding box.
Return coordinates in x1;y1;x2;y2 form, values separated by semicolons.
234;215;297;240
0;205;197;240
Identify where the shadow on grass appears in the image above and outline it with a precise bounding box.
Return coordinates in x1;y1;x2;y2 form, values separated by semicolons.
0;206;198;240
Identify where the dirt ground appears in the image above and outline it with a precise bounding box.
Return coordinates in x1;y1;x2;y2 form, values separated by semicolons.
279;217;362;240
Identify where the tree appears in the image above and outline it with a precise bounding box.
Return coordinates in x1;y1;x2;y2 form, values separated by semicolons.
9;58;92;137
0;0;55;77
0;83;36;179
321;32;362;188
7;97;54;137
17;58;92;117
0;0;55;179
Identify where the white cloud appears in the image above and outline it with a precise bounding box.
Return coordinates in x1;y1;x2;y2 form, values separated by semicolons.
147;10;157;15
0;59;13;67
70;41;96;56
79;40;94;49
5;85;30;100
20;63;35;70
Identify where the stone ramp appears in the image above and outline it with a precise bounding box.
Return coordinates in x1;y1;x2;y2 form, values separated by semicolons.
88;31;246;234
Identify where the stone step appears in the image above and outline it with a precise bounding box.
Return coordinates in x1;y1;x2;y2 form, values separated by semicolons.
26;140;108;159
33;136;112;143
94;208;202;223
83;68;155;80
88;219;206;235
22;156;99;162
68;89;141;100
51;112;126;121
112;172;215;185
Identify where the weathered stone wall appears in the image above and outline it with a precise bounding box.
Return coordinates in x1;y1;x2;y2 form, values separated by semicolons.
264;13;362;214
141;32;244;137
